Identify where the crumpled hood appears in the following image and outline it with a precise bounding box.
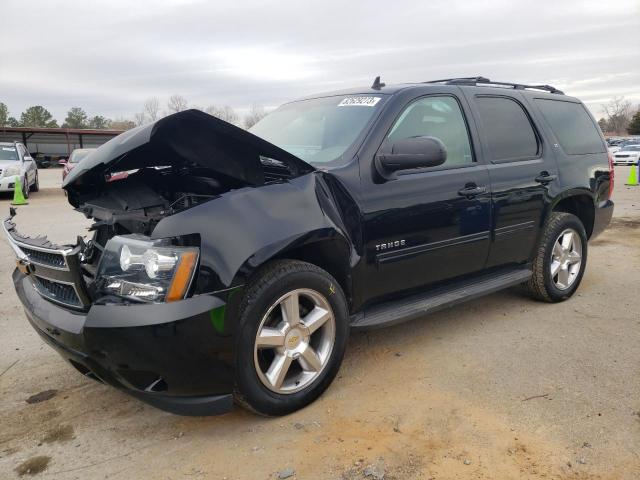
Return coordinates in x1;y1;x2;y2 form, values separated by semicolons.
62;109;315;194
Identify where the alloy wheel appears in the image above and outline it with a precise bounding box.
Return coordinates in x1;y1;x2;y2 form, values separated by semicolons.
550;228;582;290
253;288;335;394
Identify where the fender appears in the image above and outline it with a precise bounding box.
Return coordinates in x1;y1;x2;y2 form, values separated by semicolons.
150;172;358;296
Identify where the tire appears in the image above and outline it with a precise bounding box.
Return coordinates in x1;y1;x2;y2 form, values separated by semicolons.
525;212;587;302
22;177;29;199
30;172;39;192
233;260;349;416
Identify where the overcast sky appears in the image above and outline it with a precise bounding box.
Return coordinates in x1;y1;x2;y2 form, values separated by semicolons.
1;0;638;123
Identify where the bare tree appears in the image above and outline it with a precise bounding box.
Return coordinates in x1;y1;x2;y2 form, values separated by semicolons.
167;94;188;114
602;97;633;135
205;105;239;125
244;104;267;129
144;97;161;122
133;112;146;126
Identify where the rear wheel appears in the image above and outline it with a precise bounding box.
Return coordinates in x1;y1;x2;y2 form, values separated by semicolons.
233;260;349;416
525;212;587;302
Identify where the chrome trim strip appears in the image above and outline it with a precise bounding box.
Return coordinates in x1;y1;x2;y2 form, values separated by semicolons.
376;231;490;264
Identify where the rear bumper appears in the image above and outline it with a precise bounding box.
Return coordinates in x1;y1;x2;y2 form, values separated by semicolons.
14;269;235;416
591;199;614;240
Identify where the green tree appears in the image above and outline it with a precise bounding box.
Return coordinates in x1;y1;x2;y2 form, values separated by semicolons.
8;117;20;127
88;115;110;129
63;107;88;128
627;110;640;135
597;118;608;133
20;106;58;128
0;102;8;126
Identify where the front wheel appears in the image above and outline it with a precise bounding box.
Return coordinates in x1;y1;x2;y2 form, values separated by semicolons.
30;171;39;192
525;212;587;302
233;260;349;416
22;177;29;199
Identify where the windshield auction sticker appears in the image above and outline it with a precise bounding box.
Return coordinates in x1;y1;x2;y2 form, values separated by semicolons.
338;97;381;107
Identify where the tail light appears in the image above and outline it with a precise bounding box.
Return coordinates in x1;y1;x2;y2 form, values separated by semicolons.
608;152;614;198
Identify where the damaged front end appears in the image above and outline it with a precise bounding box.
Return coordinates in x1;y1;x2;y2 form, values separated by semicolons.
5;109;316;310
2;110;323;415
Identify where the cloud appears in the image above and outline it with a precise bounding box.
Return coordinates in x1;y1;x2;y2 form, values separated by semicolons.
0;0;638;121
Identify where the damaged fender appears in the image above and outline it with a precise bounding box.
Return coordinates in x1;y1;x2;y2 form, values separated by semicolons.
150;173;356;299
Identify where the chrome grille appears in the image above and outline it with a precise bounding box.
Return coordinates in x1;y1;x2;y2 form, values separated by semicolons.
33;276;82;308
21;246;67;269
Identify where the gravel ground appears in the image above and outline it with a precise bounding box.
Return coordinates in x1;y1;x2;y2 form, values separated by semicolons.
0;167;638;479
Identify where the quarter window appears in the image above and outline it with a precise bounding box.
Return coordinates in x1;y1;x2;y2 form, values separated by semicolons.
387;96;473;167
475;96;539;161
534;99;605;155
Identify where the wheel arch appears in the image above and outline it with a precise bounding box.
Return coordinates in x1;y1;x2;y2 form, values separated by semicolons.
550;190;595;238
233;233;354;311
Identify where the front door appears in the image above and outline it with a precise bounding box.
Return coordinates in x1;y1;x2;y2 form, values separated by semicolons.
360;94;492;302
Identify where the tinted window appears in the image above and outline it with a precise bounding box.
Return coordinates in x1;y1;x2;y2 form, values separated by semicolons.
535;99;605;155
387;96;473;166
476;96;538;161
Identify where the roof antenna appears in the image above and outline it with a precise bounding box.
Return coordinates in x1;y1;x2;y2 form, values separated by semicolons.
371;76;385;90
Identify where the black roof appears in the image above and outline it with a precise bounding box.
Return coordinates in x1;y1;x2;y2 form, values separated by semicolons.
293;76;567;103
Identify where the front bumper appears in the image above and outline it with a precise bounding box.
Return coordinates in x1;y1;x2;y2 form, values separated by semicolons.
14;269;235;415
4;211;236;416
0;175;19;191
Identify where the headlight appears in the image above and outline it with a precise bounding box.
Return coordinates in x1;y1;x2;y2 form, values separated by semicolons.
4;165;21;176
96;235;199;303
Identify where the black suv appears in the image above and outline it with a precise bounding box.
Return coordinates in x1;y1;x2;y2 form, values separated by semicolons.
4;76;614;416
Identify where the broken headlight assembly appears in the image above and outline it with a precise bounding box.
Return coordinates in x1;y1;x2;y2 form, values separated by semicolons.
96;235;199;303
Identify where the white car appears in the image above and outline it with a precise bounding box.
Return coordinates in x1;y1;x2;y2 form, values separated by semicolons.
0;142;39;197
612;145;640;166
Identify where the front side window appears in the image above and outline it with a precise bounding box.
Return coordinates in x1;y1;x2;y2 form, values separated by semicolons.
475;96;539;161
386;96;473;167
534;99;605;155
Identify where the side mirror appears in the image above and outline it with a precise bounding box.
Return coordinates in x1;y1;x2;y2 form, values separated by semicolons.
58;158;67;165
375;136;447;180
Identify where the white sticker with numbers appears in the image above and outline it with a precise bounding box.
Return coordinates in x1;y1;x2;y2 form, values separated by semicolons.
338;96;381;107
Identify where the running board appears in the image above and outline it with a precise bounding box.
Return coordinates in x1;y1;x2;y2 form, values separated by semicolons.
351;267;532;330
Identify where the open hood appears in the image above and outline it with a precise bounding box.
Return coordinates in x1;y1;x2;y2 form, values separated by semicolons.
62;109;315;195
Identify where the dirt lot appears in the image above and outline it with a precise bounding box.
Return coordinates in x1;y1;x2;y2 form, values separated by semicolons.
0;167;638;479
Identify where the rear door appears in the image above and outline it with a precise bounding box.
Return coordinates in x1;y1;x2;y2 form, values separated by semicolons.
461;89;559;267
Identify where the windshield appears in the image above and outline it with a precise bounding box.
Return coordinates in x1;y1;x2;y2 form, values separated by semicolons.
249;95;384;166
0;146;19;161
69;149;94;163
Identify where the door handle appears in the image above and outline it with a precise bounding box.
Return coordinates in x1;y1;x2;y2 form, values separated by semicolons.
534;173;558;184
458;185;487;197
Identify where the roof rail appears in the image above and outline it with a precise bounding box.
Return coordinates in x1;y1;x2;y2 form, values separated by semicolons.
423;76;564;95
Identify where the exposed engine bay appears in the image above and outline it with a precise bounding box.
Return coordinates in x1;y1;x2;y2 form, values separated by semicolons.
4;109;316;308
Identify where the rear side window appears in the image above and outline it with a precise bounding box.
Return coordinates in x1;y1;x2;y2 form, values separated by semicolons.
475;96;539;161
534;99;605;155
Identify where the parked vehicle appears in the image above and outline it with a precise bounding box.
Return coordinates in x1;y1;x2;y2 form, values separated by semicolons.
60;148;96;180
612;145;640;165
608;138;640;154
0;142;39;197
4;77;614;416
